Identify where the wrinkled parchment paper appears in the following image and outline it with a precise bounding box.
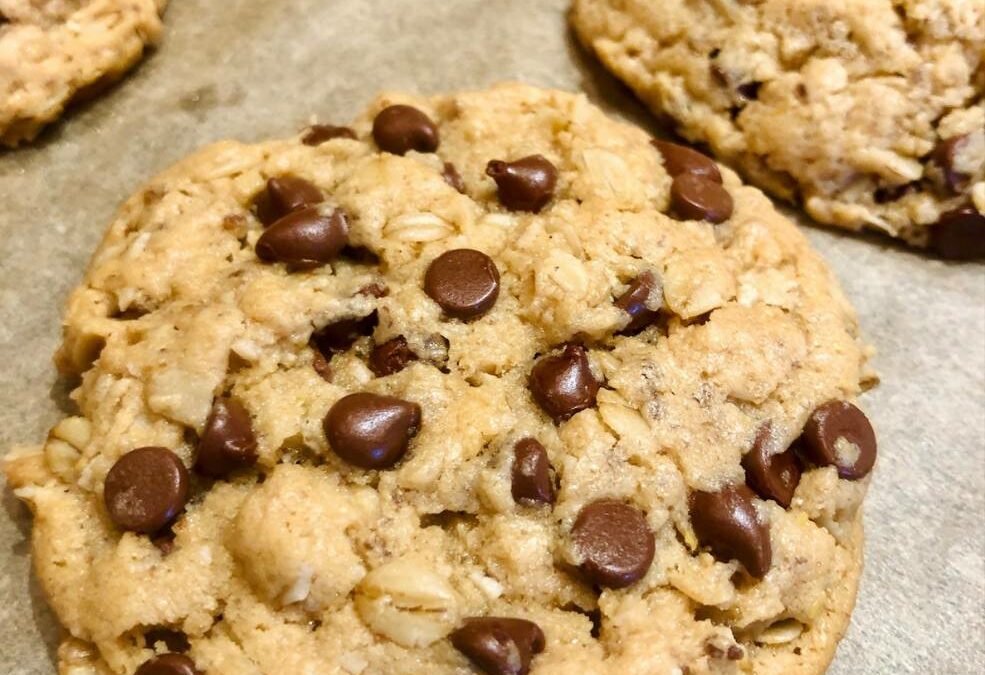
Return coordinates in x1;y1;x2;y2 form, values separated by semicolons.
1;1;983;672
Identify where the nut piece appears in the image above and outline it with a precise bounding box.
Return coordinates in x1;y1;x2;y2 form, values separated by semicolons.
355;556;459;647
44;417;92;482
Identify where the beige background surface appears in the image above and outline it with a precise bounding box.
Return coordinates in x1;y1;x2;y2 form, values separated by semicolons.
0;1;983;672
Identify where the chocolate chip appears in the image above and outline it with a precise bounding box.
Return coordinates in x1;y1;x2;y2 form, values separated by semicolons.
135;653;199;675
255;206;349;269
369;336;416;376
312;312;379;356
615;271;661;334
528;345;599;423
424;249;500;320
302;124;356;146
742;423;801;508
511;438;555;505
372;104;439;155
442;162;466;193
104;447;189;534
689;485;771;578
195;398;258;478
670;174;734;223
801;401;877;480
651;140;723;183
571;499;655;588
323;392;421;469
486;155;558;212
254;176;324;226
931;134;970;193
450;617;546;675
144;629;190;653
931;205;985;260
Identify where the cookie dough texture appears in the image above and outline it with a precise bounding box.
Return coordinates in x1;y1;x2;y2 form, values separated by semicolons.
0;0;167;146
5;84;873;674
571;0;985;249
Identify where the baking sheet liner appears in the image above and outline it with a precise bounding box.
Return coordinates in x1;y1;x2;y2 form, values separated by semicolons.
1;1;982;672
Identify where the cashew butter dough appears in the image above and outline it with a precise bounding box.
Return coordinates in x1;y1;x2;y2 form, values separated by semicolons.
571;0;985;258
0;0;167;146
4;84;878;675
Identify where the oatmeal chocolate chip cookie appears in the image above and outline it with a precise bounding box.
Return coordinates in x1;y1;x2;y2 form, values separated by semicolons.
0;0;167;147
4;83;876;674
571;0;985;258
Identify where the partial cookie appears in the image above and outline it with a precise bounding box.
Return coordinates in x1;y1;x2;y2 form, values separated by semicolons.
5;84;876;675
571;0;985;258
0;0;167;147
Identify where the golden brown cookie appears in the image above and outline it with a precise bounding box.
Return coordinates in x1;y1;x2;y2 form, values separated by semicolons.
0;0;167;146
5;84;876;674
571;0;985;258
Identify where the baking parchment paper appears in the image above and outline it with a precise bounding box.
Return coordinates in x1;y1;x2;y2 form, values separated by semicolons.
1;1;983;672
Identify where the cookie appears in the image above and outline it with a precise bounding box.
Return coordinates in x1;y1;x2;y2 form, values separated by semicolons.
0;0;167;147
4;84;876;674
571;0;985;258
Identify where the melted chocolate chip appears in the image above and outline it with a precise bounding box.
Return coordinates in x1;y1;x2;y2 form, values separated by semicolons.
372;104;439;155
424;249;501;320
442;162;467;193
195;398;258;477
135;653;199;675
369;336;417;376
742;423;801;508
450;617;546;675
801;401;877;480
571;499;655;588
254;176;324;226
323;392;421;469
615;271;661;334
689;485;772;578
312;312;379;356
652;140;722;184
255;207;349;269
931;205;985;261
511;438;555;505
486;155;558;212
302;124;357;146
670;174;734;223
931;134;970;193
104;447;189;534
528;345;599;423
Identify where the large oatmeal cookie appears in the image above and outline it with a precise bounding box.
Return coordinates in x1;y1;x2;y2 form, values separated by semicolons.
4;84;876;675
571;0;985;258
0;0;167;147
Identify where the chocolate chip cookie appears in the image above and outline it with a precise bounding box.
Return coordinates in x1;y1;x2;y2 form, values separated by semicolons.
4;84;877;674
571;0;985;258
0;0;167;147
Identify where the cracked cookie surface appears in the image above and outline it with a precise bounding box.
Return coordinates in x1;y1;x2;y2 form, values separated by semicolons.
571;0;985;257
5;84;876;675
0;0;167;146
